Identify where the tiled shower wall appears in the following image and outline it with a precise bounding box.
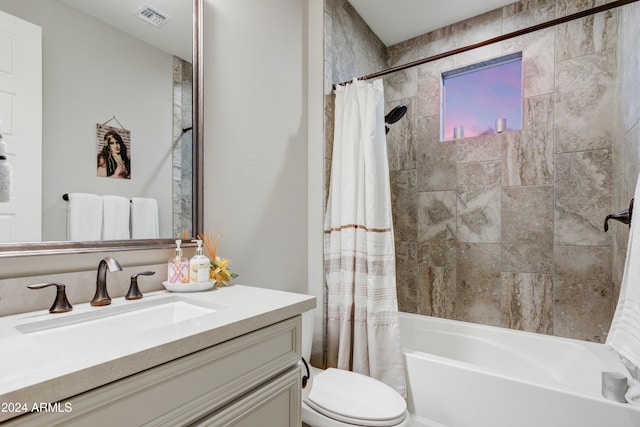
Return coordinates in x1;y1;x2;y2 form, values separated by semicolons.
172;56;193;238
612;1;640;306
325;0;639;343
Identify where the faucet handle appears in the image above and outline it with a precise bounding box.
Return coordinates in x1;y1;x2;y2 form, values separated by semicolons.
27;282;73;314
125;271;156;300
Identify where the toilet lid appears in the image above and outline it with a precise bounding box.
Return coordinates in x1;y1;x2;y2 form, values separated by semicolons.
305;368;407;426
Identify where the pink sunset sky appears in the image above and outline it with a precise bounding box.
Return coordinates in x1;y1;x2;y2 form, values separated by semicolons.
442;59;522;140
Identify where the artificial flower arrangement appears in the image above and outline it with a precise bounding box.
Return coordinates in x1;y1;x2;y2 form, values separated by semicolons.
198;232;239;286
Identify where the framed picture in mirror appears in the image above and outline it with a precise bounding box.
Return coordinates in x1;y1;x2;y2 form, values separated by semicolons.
96;123;131;180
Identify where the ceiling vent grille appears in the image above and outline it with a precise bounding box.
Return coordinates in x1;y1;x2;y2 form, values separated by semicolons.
134;4;172;27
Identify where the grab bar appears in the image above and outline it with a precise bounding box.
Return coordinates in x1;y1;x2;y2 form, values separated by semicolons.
604;198;633;232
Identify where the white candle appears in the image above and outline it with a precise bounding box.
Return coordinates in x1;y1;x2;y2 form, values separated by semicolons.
453;126;464;139
495;118;506;133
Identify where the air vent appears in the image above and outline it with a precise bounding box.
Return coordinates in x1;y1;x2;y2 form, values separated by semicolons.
134;4;172;27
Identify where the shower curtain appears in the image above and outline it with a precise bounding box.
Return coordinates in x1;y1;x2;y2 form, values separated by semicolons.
324;78;407;397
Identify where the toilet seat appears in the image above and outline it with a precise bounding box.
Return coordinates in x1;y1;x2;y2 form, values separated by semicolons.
304;368;407;427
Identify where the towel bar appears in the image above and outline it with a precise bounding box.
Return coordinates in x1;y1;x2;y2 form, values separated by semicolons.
62;194;132;203
604;198;634;232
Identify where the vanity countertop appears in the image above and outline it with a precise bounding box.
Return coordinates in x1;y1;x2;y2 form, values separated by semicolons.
0;284;315;422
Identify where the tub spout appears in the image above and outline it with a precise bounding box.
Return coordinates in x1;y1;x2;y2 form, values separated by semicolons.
90;257;123;306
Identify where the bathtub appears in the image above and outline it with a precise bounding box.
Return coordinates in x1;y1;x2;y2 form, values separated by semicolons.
398;312;640;427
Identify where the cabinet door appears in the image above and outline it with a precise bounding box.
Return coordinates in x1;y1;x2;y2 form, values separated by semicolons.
196;367;301;427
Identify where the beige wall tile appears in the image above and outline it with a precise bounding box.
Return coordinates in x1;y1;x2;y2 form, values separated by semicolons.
553;245;613;341
417;117;457;191
385;97;417;171
395;242;418;313
457;161;502;243
419;266;456;317
501;272;553;334
456;243;502;326
390;170;417;242
502;186;554;274
555;49;615;153
554;149;611;246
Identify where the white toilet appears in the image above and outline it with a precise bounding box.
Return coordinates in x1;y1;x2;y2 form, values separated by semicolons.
300;311;410;427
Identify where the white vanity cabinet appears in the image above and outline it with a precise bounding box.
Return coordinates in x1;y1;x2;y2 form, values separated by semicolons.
4;316;302;427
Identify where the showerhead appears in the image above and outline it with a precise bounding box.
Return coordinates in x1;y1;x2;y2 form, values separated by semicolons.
385;104;408;134
385;104;408;125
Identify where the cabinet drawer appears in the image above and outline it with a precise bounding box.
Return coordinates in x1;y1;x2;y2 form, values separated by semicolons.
5;316;301;427
195;367;301;427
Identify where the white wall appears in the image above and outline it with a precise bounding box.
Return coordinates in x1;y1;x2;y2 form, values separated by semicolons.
306;0;326;364
0;0;174;240
202;0;312;294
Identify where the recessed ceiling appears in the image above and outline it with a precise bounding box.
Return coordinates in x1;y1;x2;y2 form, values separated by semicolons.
347;0;517;46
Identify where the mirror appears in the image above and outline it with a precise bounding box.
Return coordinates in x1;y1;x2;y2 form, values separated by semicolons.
0;0;203;257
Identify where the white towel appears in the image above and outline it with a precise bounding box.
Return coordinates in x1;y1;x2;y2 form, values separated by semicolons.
607;177;640;373
102;195;130;240
131;197;159;239
67;193;102;241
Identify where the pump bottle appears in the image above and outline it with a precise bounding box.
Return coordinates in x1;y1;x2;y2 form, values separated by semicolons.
167;240;189;283
190;239;211;283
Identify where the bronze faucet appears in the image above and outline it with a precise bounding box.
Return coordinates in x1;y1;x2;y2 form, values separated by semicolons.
91;257;123;306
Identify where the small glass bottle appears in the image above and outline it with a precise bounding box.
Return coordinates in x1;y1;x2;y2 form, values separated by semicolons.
167;239;189;283
0;125;11;203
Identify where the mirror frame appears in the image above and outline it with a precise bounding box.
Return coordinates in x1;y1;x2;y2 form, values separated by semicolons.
0;0;204;258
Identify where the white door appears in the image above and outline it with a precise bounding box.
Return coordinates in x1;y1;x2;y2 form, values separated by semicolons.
0;10;42;242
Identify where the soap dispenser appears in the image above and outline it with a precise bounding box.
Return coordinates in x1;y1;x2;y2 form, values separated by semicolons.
0;122;11;203
190;239;211;283
168;239;189;283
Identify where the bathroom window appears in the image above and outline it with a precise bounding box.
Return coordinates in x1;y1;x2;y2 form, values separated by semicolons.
441;52;523;140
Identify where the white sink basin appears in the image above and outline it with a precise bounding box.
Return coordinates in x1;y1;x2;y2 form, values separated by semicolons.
15;296;222;349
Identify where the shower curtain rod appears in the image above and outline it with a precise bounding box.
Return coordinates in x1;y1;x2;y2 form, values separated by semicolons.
334;0;638;88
